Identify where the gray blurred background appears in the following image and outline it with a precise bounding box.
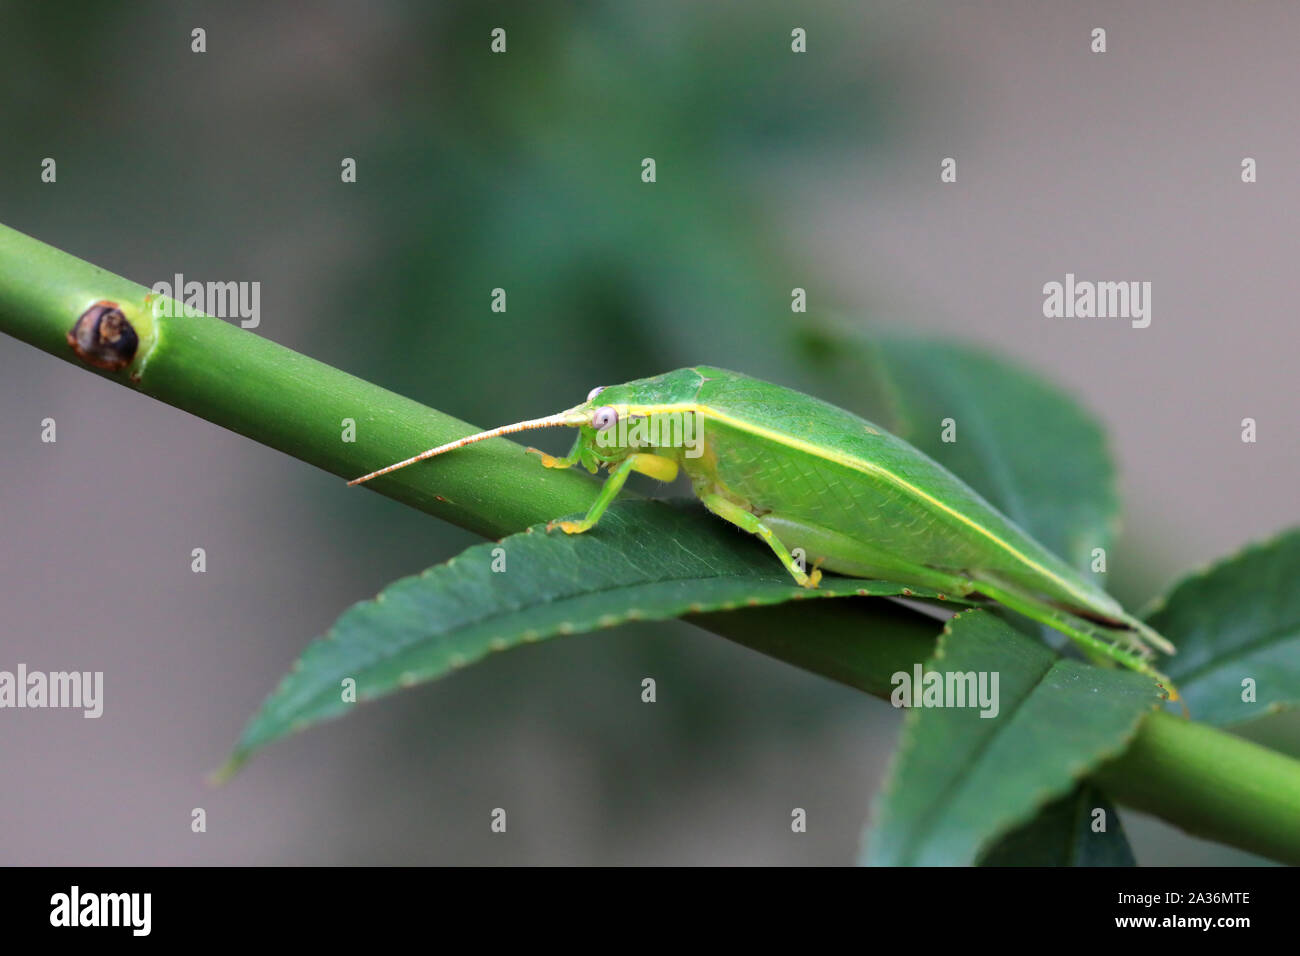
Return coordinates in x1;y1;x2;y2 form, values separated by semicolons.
0;0;1295;864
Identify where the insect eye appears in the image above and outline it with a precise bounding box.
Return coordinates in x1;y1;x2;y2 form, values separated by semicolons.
591;406;618;431
587;386;606;402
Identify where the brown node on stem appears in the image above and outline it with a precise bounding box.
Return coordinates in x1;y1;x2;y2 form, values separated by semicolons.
67;300;138;371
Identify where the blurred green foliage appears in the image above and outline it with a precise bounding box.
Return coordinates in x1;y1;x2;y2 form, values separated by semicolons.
330;1;901;413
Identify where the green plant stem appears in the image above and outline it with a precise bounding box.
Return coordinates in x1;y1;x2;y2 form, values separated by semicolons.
1095;710;1300;863
0;224;600;540
693;600;944;700
3;222;1297;864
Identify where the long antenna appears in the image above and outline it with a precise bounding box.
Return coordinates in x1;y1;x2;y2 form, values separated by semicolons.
348;413;574;486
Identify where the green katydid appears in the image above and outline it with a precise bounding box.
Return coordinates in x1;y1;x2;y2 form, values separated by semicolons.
350;366;1177;696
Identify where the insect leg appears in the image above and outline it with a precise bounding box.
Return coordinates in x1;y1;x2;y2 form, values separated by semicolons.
1119;614;1177;657
699;493;821;588
548;453;680;534
970;576;1180;699
526;433;585;469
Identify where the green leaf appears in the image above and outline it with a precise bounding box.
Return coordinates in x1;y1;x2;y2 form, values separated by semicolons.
223;499;950;775
1150;529;1300;726
977;785;1135;866
863;609;1161;866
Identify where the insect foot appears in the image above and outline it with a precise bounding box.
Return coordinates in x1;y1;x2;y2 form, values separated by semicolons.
526;447;564;468
546;519;586;534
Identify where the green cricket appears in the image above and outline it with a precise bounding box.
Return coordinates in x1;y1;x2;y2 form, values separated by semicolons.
350;366;1177;696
